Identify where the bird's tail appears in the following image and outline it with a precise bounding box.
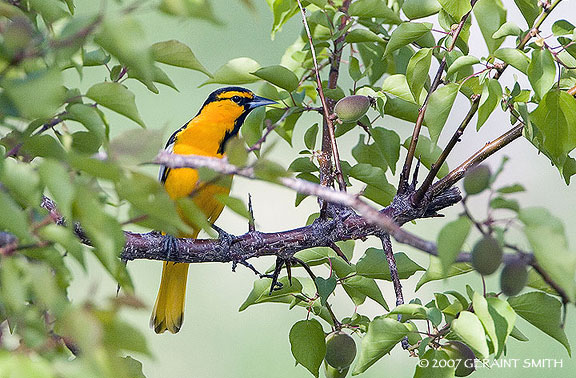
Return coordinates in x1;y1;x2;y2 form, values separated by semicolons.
150;261;190;334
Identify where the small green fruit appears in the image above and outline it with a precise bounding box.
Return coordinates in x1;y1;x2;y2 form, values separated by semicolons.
324;362;349;378
442;341;476;377
325;331;356;371
471;236;502;275
334;95;371;122
463;165;491;195
500;259;528;296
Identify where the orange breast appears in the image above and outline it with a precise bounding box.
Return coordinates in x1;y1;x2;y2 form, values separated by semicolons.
164;143;232;237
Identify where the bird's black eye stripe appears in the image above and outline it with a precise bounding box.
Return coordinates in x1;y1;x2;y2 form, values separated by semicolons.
231;95;243;104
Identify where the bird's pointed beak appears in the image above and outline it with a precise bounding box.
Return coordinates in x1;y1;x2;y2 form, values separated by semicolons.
248;95;277;109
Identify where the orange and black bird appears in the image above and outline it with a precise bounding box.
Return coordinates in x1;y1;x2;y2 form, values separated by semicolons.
151;87;276;334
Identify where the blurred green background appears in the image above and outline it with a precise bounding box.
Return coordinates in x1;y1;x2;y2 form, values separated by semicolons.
65;1;575;377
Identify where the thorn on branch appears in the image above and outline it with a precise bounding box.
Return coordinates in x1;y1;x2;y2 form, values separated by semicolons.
329;241;350;264
248;193;255;232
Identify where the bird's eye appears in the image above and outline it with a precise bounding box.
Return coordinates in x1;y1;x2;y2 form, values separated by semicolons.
231;96;242;104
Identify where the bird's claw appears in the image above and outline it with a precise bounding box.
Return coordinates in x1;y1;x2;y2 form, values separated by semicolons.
161;234;179;261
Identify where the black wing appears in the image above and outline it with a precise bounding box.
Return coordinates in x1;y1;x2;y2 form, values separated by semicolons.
159;121;190;184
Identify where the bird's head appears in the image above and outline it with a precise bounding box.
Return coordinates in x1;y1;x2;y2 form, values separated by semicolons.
198;86;276;121
195;87;276;153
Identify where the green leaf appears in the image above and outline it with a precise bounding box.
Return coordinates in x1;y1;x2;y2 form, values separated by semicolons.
414;349;455;378
552;20;575;36
381;74;415;103
100;315;151;356
530;90;576;167
450;311;489;358
304;123;319;150
38;159;75;220
446;55;479;79
406;48;433;102
94;16;155;85
519;208;576;302
352;317;411;374
508;292;571;355
471;294;497;351
416;256;473;290
356;249;424;280
513;0;540;26
289;157;318;173
252;65;298;92
266;0;299;38
121;356;146;378
438;0;471;21
492;21;523;39
0;191;30;241
3;69;66;120
116;172;191;235
402;0;442;20
151;40;211;77
28;0;67;23
73;186;130;289
224;136;249;166
67;103;107;143
437;216;471;272
159;0;222;24
0;158;41;207
528;48;556;100
342;275;388;309
215;195;251;220
423;83;458;145
242;106;266;150
494;48;530;73
315;276;337;306
289;319;326;377
371;127;401;174
348;0;402;24
384;22;433;56
497;184;525;193
289;241;355;268
486;296;517;358
201;57;260;86
38;224;85;268
402;135;450;178
473;0;507;54
477;79;502;130
239;276;302;311
86;82;145;127
387;303;428;320
345;29;386;44
349;164;395;206
490;196;520;211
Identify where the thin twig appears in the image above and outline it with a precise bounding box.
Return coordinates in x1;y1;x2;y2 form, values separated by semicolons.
247;107;293;152
413;95;481;204
295;0;347;192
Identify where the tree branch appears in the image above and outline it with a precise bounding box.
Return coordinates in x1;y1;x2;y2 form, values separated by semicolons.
431;124;523;196
398;0;478;195
413;95;481;204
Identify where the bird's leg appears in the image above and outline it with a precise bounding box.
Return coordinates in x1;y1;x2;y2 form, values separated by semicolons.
161;234;179;262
